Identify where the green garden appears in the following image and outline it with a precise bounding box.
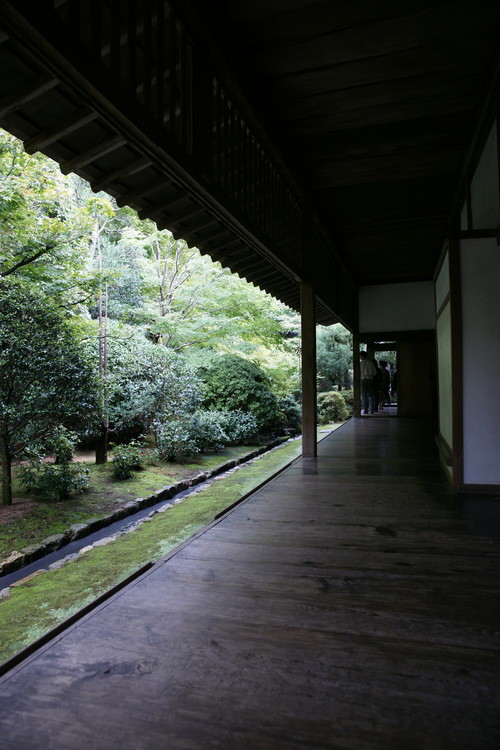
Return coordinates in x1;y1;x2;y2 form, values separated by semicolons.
0;126;354;661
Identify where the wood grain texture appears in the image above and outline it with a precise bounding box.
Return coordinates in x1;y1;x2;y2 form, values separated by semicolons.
0;417;499;749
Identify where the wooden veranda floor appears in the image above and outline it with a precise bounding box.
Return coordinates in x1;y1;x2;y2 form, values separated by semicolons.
1;418;499;749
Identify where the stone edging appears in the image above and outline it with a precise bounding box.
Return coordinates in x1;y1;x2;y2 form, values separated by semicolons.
0;438;287;578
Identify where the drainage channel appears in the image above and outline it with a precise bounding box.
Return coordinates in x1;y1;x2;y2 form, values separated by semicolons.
0;437;303;591
0;482;200;590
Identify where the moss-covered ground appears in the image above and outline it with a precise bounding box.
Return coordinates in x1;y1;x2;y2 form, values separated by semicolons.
0;445;259;558
0;426;340;662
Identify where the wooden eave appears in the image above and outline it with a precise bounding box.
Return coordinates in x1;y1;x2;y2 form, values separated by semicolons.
0;1;499;328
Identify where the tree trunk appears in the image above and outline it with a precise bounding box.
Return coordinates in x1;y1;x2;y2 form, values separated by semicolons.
1;435;12;506
95;423;108;465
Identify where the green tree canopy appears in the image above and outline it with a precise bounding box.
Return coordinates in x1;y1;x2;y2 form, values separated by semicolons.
316;324;352;392
0;130;101;307
0;280;98;504
81;320;200;435
0;130;307;480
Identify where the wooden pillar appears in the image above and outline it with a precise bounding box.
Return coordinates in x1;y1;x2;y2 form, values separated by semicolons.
301;279;317;457
353;334;361;417
449;237;464;489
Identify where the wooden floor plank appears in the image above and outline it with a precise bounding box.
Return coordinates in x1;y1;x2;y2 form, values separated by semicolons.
0;417;499;749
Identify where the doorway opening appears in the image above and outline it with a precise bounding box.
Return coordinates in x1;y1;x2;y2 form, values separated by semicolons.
356;332;437;419
364;342;398;417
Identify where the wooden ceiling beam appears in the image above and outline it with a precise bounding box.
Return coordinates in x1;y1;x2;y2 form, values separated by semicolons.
203;234;244;250
245;3;495;74
166;206;212;230
0;1;331;314
228;255;270;275
180;222;230;244
92;156;153;193
0;73;58;118
261;277;298;296
60;134;126;174
172;218;223;247
138;194;197;222
115;176;167;207
240;267;284;286
24;106;98;153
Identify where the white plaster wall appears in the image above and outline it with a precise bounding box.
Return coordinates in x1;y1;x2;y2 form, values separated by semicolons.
461;238;500;485
359;281;435;332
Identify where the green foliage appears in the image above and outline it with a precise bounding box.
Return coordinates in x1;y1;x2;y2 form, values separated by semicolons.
0;279;99;503
277;396;302;435
17;426;87;500
19;463;90;502
154;408;258;462
197;353;282;435
79;320;200;440
155;419;200;462
111;439;145;480
0;131;313;487
339;389;354;417
44;426;79;464
317;391;349;424
188;411;229;452
0;131;100;305
317;324;352;392
216;410;259;445
115;217;293;354
252;342;300;400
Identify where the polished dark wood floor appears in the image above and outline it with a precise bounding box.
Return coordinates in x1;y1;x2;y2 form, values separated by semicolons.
1;418;499;749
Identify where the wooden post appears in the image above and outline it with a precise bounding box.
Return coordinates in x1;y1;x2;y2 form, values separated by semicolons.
301;279;317;457
353;334;361;417
449;237;464;490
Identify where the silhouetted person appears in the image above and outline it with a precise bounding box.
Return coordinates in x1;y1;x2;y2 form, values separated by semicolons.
359;351;377;414
391;368;398;402
378;360;390;409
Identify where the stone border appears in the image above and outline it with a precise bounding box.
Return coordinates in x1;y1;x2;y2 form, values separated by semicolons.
0;438;287;578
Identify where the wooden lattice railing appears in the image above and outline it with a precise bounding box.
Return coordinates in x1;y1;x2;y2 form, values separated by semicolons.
54;0;304;271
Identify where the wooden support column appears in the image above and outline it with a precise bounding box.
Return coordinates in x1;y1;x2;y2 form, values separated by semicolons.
301;279;317;457
353;334;361;417
449;237;464;489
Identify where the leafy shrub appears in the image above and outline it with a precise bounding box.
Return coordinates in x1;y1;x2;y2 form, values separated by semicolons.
316;324;353;392
155;419;200;462
79;322;200;444
339;389;354;417
112;439;145;479
19;463;90;501
45;426;78;464
189;411;229;452
197;354;281;435
317;391;349;424
155;408;260;461
277;396;302;435
217;410;259;445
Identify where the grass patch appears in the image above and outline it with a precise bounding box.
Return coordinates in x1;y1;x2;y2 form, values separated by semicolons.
0;424;342;662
